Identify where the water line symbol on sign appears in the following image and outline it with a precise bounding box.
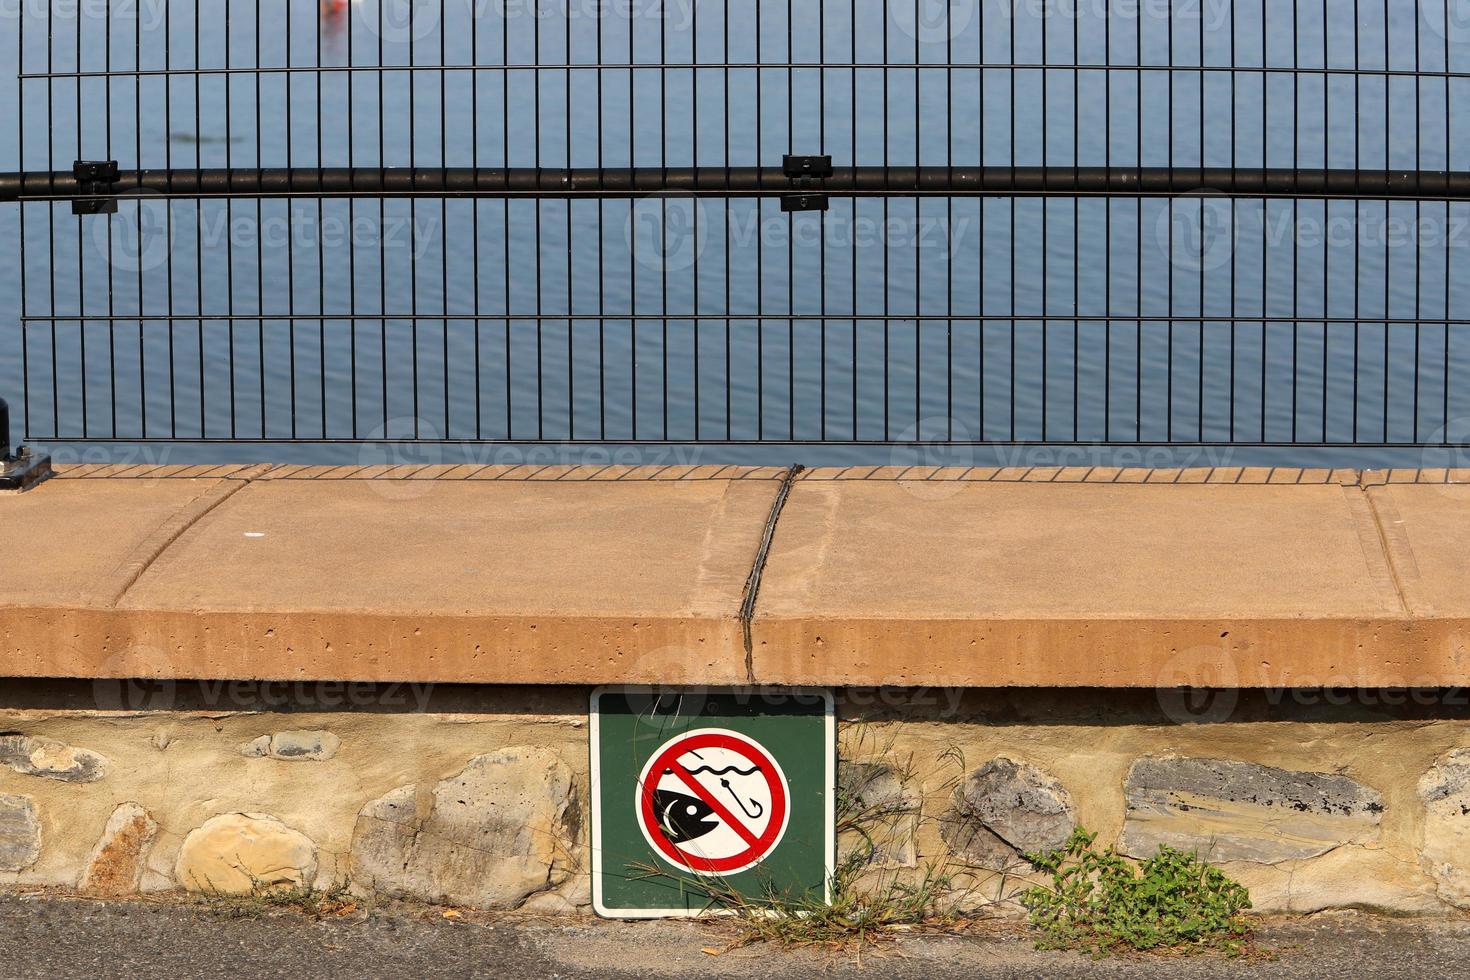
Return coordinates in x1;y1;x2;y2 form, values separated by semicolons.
636;729;790;876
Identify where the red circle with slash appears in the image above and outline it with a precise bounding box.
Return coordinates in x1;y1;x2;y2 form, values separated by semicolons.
637;729;790;876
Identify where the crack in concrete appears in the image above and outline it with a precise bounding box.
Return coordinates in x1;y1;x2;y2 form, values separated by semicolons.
1341;484;1412;618
1362;488;1426;617
106;465;272;608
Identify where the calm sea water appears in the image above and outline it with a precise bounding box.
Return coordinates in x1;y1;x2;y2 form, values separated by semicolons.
3;0;1469;468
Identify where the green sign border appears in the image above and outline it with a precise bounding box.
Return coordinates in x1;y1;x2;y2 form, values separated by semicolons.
589;686;835;919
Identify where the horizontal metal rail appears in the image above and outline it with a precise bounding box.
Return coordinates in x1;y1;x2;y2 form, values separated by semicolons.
31;438;1468;450
7;166;1470;203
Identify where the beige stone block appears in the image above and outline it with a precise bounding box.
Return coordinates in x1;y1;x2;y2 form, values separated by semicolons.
175;813;318;894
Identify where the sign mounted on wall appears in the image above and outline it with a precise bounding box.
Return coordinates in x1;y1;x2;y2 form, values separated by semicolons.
590;687;834;919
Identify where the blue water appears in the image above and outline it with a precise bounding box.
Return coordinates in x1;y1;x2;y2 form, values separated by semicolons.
3;0;1470;468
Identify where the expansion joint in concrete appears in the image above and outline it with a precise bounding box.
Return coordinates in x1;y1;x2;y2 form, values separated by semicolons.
1333;483;1410;618
1361;486;1422;617
738;464;805;683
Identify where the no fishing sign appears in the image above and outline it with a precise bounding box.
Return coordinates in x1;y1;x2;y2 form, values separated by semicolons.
590;688;834;918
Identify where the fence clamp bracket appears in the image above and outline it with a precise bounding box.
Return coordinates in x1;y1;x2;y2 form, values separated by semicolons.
72;160;120;215
781;154;831;212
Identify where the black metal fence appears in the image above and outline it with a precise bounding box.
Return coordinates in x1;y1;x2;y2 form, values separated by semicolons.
4;0;1470;449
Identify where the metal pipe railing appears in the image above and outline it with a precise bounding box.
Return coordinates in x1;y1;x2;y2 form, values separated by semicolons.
6;165;1470;203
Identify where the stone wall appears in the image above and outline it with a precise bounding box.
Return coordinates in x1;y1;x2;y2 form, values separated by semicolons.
0;683;593;913
843;691;1470;914
3;682;1470;916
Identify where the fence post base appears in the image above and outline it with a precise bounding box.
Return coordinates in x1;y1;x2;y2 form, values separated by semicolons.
0;399;52;492
0;451;52;492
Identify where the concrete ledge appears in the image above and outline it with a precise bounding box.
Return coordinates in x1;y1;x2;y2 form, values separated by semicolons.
4;466;782;685
2;465;1468;688
751;477;1458;687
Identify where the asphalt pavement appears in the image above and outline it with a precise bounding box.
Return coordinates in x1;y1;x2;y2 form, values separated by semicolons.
1;893;1467;979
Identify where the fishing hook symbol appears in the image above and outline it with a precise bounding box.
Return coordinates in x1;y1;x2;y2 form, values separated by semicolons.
720;777;764;819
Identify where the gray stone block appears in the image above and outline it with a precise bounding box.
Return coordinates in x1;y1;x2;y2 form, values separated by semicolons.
1121;756;1383;864
940;757;1075;869
0;794;40;872
0;735;109;783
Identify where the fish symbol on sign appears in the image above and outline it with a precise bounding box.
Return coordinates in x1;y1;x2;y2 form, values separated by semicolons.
652;789;719;844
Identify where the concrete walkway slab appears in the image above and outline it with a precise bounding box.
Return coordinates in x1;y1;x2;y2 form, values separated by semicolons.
760;480;1400;620
0;474;245;607
4;466;1470;688
120;476;778;684
1364;484;1470;619
1;467;781;685
750;478;1460;688
123;478;772;619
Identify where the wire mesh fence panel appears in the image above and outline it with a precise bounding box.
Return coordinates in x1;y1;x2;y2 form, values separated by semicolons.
3;0;1470;448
